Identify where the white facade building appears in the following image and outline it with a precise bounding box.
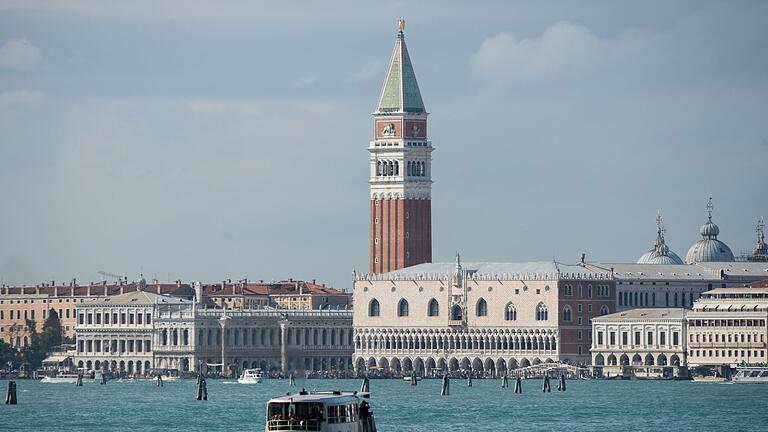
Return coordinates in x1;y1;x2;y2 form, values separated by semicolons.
591;308;687;376
74;289;190;374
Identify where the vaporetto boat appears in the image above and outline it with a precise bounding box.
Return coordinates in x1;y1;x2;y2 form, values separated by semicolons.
265;390;376;432
732;366;768;383
40;373;85;383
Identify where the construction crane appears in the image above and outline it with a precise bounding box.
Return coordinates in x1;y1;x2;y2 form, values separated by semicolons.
98;270;125;282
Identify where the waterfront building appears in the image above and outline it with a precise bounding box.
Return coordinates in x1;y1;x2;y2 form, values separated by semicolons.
369;20;432;274
686;280;768;367
0;278;191;347
590;308;687;373
153;308;353;374
73;285;191;374
353;255;615;376
72;284;354;375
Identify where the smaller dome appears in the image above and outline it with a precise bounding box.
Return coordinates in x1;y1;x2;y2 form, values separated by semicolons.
685;198;734;264
637;211;684;265
638;249;684;265
700;221;719;238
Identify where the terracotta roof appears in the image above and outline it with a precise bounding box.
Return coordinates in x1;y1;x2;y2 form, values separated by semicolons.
1;281;192;297
202;280;348;297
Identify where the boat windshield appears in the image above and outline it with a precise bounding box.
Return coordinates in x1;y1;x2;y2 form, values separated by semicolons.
267;402;325;431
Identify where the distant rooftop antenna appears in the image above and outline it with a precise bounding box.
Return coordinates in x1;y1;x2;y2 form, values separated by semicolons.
97;270;124;281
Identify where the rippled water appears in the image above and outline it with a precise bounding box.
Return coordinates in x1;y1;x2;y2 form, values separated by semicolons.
1;378;767;431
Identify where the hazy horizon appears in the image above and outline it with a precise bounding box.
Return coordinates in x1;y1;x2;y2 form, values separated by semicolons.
1;1;767;290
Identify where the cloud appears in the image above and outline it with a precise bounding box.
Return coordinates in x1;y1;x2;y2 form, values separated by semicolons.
0;89;47;108
294;75;318;87
349;59;385;82
471;22;603;81
0;38;42;69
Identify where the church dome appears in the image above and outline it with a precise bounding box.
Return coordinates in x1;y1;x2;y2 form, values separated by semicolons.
699;221;720;237
685;198;734;264
638;249;684;265
637;211;684;265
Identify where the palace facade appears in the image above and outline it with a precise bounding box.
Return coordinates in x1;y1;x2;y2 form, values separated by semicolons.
353;256;615;376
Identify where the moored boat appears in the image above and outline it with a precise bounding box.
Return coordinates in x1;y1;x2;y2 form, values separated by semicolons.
265;390;376;432
692;371;727;383
238;368;264;384
732;366;768;383
401;376;422;382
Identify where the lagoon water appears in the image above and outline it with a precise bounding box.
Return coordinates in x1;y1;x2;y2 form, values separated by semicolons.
1;378;767;431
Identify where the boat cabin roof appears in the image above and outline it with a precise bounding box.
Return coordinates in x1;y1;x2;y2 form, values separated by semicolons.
268;391;368;405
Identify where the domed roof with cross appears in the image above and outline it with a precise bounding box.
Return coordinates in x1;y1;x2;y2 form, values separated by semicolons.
685;198;734;264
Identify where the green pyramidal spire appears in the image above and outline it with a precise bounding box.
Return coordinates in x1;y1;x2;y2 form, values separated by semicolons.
376;22;426;114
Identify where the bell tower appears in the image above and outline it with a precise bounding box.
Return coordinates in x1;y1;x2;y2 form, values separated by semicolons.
369;19;433;273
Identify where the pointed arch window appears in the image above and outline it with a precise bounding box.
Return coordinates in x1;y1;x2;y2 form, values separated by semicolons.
535;302;548;321
368;299;380;317
504;303;517;321
476;298;488;317
427;298;439;317
563;305;572;322
451;304;463;321
397;298;409;317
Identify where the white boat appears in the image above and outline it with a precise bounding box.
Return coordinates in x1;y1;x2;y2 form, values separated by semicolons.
40;373;82;383
265;390;376;432
401;376;422;382
238;368;264;384
692;371;727;382
732;366;768;383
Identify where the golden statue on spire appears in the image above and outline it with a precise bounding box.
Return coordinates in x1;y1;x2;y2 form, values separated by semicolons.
398;18;405;31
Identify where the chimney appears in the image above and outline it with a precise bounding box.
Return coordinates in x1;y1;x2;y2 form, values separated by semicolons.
86;285;91;296
581;253;586;264
176;279;181;288
54;285;58;297
104;284;108;296
311;279;316;285
194;281;203;305
51;280;55;286
35;285;40;295
157;283;161;294
120;284;124;295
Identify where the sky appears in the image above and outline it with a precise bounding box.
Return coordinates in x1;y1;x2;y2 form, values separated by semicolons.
1;0;767;290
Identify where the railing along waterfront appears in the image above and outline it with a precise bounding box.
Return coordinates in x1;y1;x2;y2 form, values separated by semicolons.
193;309;353;319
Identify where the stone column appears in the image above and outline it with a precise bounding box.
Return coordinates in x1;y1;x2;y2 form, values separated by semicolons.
279;320;289;374
219;315;231;377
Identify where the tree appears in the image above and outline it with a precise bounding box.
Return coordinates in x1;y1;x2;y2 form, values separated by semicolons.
0;340;19;371
43;309;63;347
